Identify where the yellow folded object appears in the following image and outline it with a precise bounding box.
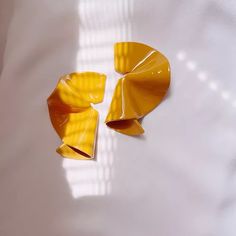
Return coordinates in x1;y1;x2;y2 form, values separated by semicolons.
47;72;106;160
105;42;171;135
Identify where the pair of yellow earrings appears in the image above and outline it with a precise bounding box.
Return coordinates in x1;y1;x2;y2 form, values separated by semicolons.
47;42;171;160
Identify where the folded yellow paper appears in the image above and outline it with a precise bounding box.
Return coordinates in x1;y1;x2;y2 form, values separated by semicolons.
105;42;171;135
47;72;106;160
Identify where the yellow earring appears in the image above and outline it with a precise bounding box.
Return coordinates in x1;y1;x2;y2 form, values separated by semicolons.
47;42;170;159
47;72;106;160
105;42;171;135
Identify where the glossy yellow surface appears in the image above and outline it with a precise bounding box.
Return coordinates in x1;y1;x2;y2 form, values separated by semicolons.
47;72;106;160
105;42;171;135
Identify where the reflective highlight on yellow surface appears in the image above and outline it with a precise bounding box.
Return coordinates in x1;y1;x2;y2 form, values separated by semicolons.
105;42;171;135
47;72;106;159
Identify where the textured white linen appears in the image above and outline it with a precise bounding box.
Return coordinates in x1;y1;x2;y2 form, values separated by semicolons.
0;0;236;235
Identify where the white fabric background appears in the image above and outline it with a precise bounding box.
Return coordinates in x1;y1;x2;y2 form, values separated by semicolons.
0;0;236;235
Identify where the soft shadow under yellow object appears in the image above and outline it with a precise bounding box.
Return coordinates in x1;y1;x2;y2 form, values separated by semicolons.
105;42;171;136
47;72;106;160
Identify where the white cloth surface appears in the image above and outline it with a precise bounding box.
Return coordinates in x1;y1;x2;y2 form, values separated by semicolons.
0;0;236;235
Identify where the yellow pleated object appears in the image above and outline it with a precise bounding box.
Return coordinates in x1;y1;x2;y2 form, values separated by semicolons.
105;42;171;135
47;72;106;160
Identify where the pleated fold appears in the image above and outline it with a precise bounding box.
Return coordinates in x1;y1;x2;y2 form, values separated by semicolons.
47;72;106;159
105;42;171;135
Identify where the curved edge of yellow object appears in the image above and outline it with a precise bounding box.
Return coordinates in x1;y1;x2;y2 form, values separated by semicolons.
105;42;171;136
47;72;106;160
